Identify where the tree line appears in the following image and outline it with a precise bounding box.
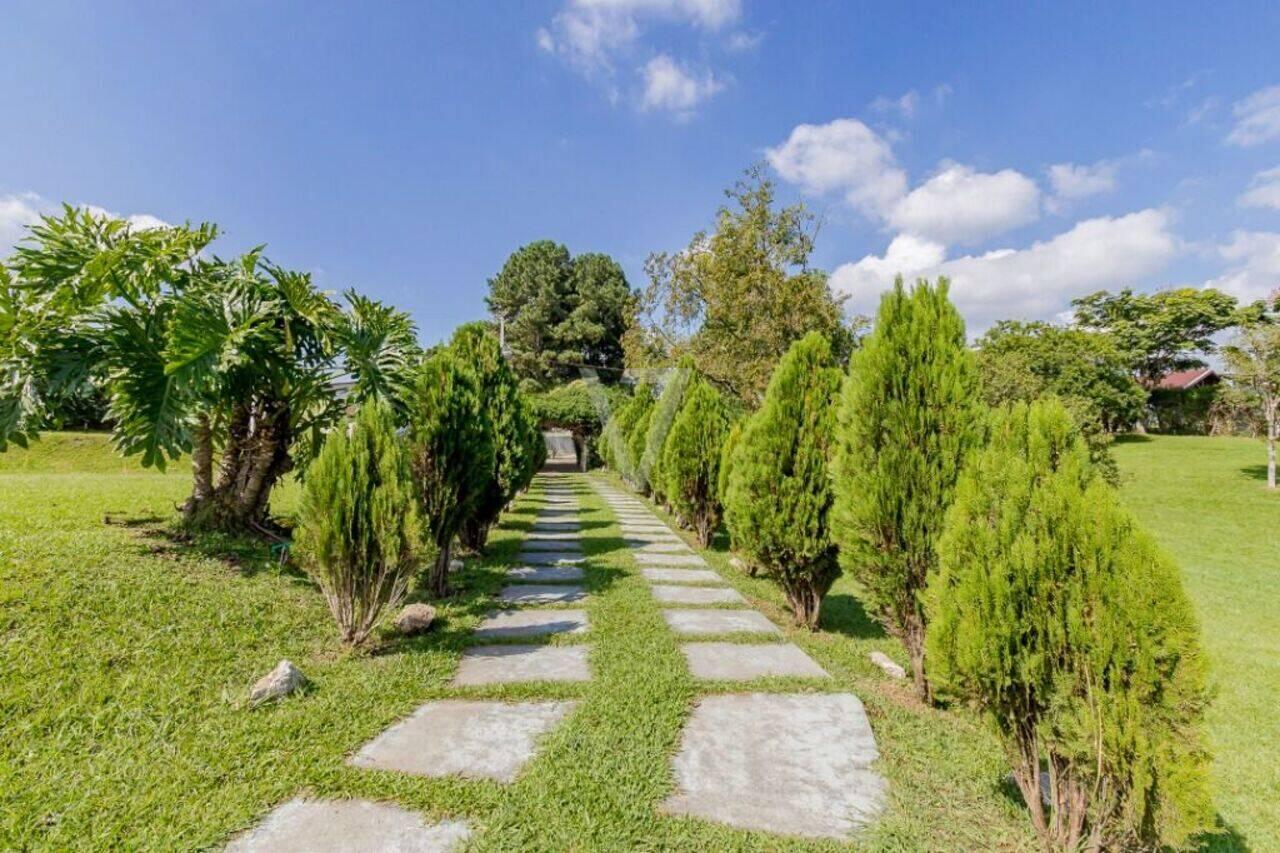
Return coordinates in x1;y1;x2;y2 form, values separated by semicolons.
597;278;1215;851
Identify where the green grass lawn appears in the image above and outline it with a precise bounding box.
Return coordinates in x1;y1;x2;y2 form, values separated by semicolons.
0;433;1273;850
1112;435;1280;849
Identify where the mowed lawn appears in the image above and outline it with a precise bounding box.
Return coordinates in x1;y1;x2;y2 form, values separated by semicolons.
0;432;1271;850
1112;435;1280;849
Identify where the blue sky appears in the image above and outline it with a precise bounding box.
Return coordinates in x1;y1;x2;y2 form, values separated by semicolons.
3;0;1280;341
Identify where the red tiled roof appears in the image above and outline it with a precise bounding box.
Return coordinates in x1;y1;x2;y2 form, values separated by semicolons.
1157;367;1216;390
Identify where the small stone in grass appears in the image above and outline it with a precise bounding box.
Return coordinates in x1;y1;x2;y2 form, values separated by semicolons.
250;659;305;705
449;558;464;573
868;651;906;680
395;603;437;636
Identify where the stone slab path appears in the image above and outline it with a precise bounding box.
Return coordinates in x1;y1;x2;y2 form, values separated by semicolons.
589;477;885;842
498;584;587;605
517;550;586;565
225;799;471;852
474;608;589;639
351;699;579;781
680;642;830;681
506;565;586;583
452;643;591;686
662;693;886;839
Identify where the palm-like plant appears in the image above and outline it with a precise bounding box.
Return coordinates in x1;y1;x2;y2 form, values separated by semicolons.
1;206;421;535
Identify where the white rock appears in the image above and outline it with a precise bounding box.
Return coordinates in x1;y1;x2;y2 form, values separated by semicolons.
448;558;464;573
250;659;305;704
729;555;746;571
868;651;906;680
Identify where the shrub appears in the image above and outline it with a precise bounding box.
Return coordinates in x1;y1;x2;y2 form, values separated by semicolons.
451;323;540;553
640;361;693;502
294;400;424;645
604;386;652;487
716;418;756;574
408;348;495;597
927;399;1213;850
724;332;842;628
626;386;656;492
661;378;731;546
831;277;981;700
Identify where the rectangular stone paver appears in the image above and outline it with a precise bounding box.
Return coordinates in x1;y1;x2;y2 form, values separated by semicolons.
522;539;583;552
651;585;745;605
351;699;578;782
641;568;725;585
518;551;586;565
453;644;591;685
680;642;829;680
225;799;470;852
532;521;581;532
507;565;585;583
662;693;885;839
635;552;707;568
474;609;589;639
498;584;587;605
631;541;692;553
524;530;580;541
663;609;780;635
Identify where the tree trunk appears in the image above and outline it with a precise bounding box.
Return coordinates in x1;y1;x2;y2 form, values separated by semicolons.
459;517;490;554
429;542;452;598
902;610;932;703
1267;399;1277;490
185;415;215;520
695;513;714;549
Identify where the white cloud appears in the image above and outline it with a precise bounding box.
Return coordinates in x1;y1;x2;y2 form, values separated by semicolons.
1226;85;1280;147
870;89;919;119
639;54;723;116
888;162;1041;245
725;30;763;51
831;209;1178;330
539;0;740;73
764;118;907;215
0;193;45;255
1;193;170;257
1238;166;1280;210
1047;160;1117;202
1204;231;1280;303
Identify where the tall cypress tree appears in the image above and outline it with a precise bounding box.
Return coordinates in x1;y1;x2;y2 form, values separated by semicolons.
832;277;981;701
641;360;693;505
724;332;842;628
927;399;1213;850
408;347;495;597
451;323;540;553
662;377;731;546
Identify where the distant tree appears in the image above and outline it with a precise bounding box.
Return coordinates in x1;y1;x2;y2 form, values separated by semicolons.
627;165;854;405
486;241;631;388
451;323;540;552
407;348;494;597
725;332;843;627
928;399;1213;850
1071;287;1248;388
832;277;982;701
662;378;732;546
640;361;693;502
603;386;653;488
295;400;423;645
1222;319;1280;489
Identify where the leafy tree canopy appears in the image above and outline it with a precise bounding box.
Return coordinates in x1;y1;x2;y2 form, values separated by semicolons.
626;165;856;405
1071;286;1254;386
485;240;632;388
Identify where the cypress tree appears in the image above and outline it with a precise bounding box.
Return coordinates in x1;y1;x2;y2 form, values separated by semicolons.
724;332;842;628
831;276;981;700
605;385;653;488
661;377;731;546
408;347;495;598
641;360;693;505
294;400;424;645
927;399;1213;850
717;418;757;575
626;389;655;492
451;323;540;553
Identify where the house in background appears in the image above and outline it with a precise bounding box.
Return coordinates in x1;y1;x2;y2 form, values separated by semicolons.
1149;367;1221;433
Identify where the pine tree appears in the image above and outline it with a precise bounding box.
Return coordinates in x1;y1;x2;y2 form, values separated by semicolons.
407;348;495;598
927;399;1213;850
724;332;842;627
716;418;756;575
662;378;731;546
641;361;693;505
294;400;424;645
605;385;653;488
450;323;540;553
626;392;655;493
832;277;981;700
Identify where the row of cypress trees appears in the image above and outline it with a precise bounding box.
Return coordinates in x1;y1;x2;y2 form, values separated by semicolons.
600;277;1213;850
294;323;543;642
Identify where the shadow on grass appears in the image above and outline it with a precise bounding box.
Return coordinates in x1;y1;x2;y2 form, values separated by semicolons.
1113;433;1154;445
1238;464;1275;483
820;592;885;639
117;514;311;583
